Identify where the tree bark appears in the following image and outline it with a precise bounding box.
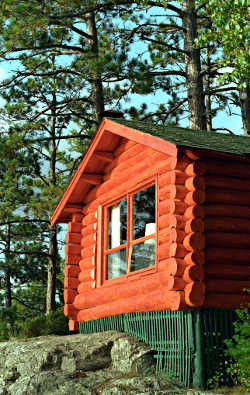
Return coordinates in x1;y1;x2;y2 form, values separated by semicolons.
86;11;104;124
4;223;12;308
182;0;207;130
239;82;250;136
46;225;58;314
46;55;58;314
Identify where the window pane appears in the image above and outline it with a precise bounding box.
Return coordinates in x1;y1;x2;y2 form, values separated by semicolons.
107;249;127;279
133;185;155;240
130;238;155;272
107;199;127;249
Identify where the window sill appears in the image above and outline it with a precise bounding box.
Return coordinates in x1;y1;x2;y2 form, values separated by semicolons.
101;265;157;287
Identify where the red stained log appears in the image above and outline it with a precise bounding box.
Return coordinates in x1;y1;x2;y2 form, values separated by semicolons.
204;293;250;309
205;217;250;233
158;242;171;260
112;139;137;158
159;185;188;201
106;145;155;178
82;212;97;226
85;157;176;205
158;258;187;276
185;190;205;205
158;170;188;187
64;277;80;290
205;174;250;192
205;264;250;280
77;289;185;321
158;227;172;244
64;289;77;304
65;254;81;266
206;232;250;248
185;149;201;160
204;159;250;179
206;188;250;206
65;244;81;256
75;271;171;309
159;214;186;230
81;244;96;259
81;222;97;236
170;243;188;258
158;200;188;216
185;162;206;176
64;304;77;320
80;233;96;248
185;176;205;191
68;222;82;233
185;218;204;233
72;214;83;223
78;280;96;294
204;204;250;219
205;279;250;294
68;320;79;331
184;205;205;219
64;265;80;278
176;154;192;171
78;269;95;282
185;281;205;307
183;264;205;283
206;247;250;265
79;256;95;271
183;233;205;251
168;276;186;291
184;251;205;266
66;232;81;244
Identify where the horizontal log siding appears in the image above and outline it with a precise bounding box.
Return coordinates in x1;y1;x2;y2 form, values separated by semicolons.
76;139;186;319
64;214;82;329
204;157;250;308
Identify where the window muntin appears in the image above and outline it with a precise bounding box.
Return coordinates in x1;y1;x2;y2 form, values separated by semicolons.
104;183;156;281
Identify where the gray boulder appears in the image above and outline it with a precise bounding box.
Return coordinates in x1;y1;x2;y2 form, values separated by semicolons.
0;331;194;394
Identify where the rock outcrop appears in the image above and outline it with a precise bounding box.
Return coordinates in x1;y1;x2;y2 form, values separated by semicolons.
0;331;187;394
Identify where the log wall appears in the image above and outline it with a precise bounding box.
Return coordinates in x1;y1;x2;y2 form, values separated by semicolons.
203;157;250;308
75;139;190;322
65;141;250;326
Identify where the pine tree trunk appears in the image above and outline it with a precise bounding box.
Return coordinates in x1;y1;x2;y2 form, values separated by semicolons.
204;48;212;131
239;83;250;136
4;224;12;308
46;226;58;314
46;58;58;314
86;11;104;124
182;0;207;130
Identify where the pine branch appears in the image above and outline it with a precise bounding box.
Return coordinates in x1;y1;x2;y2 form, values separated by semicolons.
141;36;189;55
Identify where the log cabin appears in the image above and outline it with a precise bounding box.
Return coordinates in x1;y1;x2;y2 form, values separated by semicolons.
51;118;250;333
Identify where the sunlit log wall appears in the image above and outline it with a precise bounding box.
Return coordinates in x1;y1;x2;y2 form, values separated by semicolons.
64;138;250;327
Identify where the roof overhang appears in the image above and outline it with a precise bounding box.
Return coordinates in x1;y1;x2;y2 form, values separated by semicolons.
51;118;177;226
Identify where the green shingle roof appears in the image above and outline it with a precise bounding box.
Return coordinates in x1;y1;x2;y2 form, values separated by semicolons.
110;118;250;156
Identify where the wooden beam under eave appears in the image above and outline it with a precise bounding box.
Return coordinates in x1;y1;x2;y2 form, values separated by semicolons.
64;204;83;213
80;173;103;185
93;151;113;162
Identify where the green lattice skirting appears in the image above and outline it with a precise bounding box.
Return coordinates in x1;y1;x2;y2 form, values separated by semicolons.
79;308;236;388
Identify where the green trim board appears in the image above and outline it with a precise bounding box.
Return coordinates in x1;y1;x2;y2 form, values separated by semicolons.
109;118;250;156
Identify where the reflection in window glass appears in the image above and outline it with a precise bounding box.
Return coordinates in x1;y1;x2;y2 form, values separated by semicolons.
107;249;127;279
133;185;155;240
130;238;155;272
107;199;127;249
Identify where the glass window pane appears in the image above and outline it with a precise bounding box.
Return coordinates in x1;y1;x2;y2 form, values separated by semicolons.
107;199;127;249
107;249;127;280
130;238;155;272
133;185;155;240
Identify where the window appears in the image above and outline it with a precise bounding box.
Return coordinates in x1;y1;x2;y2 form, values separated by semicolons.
103;183;156;281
